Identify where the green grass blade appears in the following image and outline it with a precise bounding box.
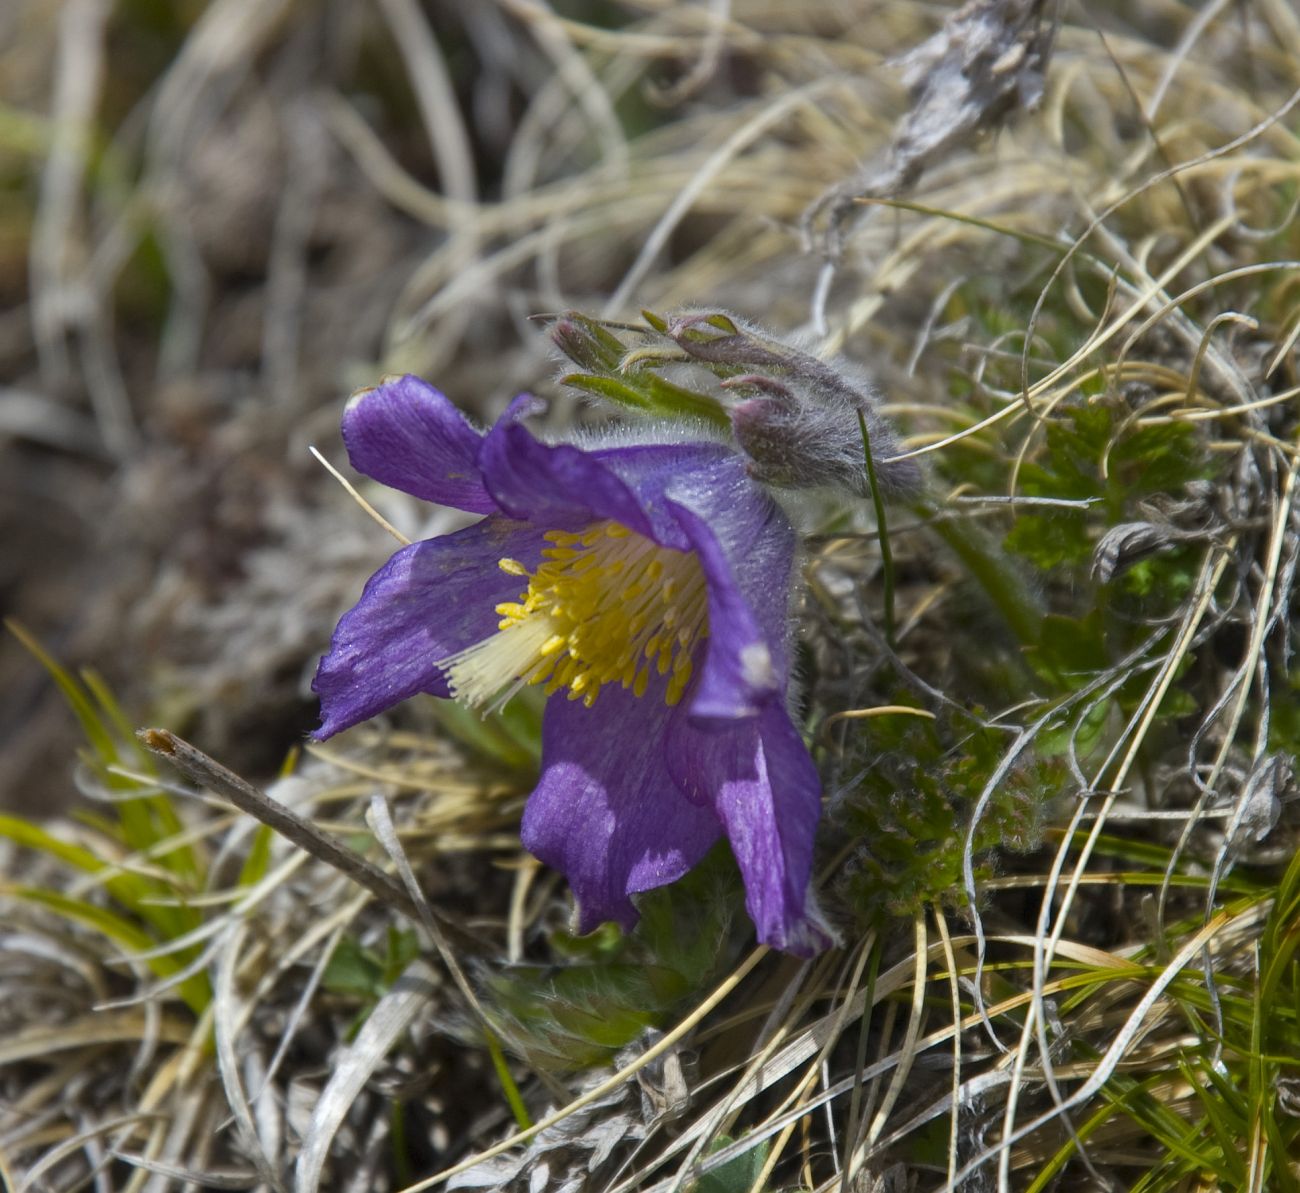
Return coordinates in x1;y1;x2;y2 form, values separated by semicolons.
858;410;895;648
0;813;153;910
7;619;119;765
3;883;210;1015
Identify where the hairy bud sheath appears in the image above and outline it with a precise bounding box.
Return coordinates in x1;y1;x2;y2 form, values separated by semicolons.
666;312;922;499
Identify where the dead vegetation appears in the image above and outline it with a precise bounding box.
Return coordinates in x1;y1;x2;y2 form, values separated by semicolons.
3;1;1300;1190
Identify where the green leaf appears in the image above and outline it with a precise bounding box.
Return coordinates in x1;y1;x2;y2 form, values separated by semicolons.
428;687;542;775
832;712;1054;928
1026;611;1108;686
638;372;729;426
673;312;740;343
381;926;421;986
7;619;120;771
8;621;203;898
0;813;155;913
6;883;158;953
1036;696;1111;759
237;823;274;888
561;371;729;427
696;1135;770;1193
1003;510;1092;569
1110;419;1207;496
485;847;742;1070
561;373;655;413
323;934;385;1000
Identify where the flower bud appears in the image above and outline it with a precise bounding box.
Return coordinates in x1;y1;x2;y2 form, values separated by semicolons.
668;311;922;498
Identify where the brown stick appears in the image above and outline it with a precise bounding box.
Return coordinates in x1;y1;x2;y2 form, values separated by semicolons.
137;728;423;923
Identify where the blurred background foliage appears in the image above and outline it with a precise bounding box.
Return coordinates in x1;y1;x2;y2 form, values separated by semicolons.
3;0;1300;1189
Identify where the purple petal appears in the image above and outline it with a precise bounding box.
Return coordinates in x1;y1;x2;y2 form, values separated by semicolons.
480;425;740;548
589;439;740;546
342;375;496;513
313;518;547;738
668;703;829;955
478;422;657;537
521;681;722;932
664;460;797;721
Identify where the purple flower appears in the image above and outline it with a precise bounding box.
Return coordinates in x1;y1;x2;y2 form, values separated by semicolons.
314;375;830;954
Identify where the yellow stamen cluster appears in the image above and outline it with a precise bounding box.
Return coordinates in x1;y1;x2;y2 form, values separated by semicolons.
439;521;708;711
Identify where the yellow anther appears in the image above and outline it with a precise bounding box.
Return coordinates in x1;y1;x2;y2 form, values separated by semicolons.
666;661;692;705
439;518;709;712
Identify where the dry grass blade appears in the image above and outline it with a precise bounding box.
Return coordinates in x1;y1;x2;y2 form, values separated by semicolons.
295;959;439;1193
212;921;285;1192
110;1151;259;1189
6;1;1300;1189
951;901;1273;1189
414;948;768;1191
309;445;413;546
15;1113;163;1193
0;1011;191;1066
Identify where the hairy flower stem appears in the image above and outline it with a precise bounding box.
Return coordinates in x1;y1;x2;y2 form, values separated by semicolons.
918;504;1046;652
859;410;896;650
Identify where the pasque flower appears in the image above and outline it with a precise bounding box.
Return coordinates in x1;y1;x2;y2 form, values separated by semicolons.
314;375;829;954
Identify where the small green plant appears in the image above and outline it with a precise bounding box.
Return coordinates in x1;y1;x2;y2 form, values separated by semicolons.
2;621;211;1015
831;709;1053;930
1020;832;1300;1191
1004;400;1209;574
695;1134;772;1193
323;924;423;1037
484;845;745;1071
